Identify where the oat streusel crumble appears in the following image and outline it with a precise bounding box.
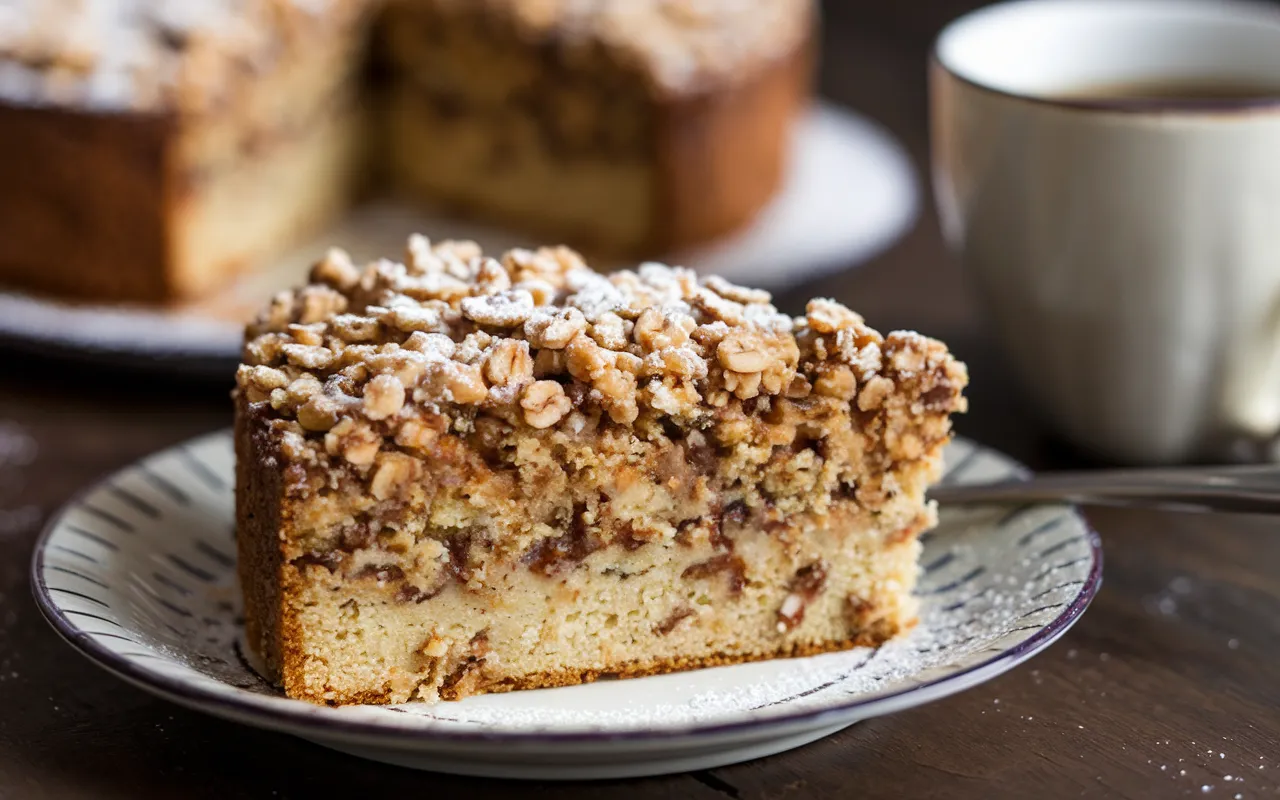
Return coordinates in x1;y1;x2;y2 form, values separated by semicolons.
234;238;967;705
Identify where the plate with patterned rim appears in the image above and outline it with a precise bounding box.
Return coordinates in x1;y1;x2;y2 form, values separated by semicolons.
30;432;1100;780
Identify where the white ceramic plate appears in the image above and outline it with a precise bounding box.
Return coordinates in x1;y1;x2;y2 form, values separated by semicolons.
0;103;917;373
30;433;1100;780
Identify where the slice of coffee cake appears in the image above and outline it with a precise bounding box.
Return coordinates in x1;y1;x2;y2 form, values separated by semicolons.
234;239;967;705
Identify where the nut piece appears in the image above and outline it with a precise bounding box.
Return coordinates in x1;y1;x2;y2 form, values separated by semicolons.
647;376;700;416
521;380;572;428
857;375;895;411
806;298;862;334
404;233;435;273
402;331;455;358
284;375;322;406
282;343;334;371
395;419;439;452
286;323;324;347
704;275;771;305
594;368;639;424
650;347;706;380
238;365;289;403
483;339;534;387
363;374;406;420
442;363;488;405
717;332;768;374
692;287;747;325
309;247;360;291
784;375;813;398
325;419;380;466
474;257;512;293
296;396;340;432
633;308;693;351
760;365;789;395
777;561;828;632
776;593;805;632
296;286;348;325
565;334;612;382
460;289;534;327
532;347;566;378
589;312;629;350
331;313;381;343
514;279;556;306
525;308;587;349
370;452;419;501
723;369;763;400
382;303;450;335
813;364;857;400
420;633;448;659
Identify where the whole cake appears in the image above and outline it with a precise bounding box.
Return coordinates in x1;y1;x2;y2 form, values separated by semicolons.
0;0;812;303
234;238;967;705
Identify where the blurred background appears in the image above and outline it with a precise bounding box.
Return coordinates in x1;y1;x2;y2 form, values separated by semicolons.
3;2;1278;798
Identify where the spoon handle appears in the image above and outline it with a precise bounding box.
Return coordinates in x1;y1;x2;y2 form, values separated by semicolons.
927;464;1280;514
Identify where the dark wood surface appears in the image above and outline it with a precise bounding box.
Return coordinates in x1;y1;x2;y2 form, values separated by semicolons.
2;3;1277;797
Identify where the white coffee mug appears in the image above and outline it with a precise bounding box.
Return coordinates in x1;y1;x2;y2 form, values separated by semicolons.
931;0;1280;464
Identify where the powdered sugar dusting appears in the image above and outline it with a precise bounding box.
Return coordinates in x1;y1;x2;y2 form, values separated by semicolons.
0;0;360;112
0;421;36;467
0;421;38;538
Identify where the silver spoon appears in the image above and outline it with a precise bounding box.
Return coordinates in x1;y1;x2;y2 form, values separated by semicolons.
927;464;1280;514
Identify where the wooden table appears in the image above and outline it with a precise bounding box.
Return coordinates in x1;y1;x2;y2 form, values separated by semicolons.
2;3;1277;797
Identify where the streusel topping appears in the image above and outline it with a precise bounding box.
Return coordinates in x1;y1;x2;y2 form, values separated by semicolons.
0;0;367;112
238;237;967;460
426;0;813;95
0;0;808;111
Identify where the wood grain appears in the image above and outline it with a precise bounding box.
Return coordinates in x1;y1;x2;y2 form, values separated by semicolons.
0;2;1276;797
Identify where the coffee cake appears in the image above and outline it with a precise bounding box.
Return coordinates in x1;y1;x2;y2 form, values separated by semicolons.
0;0;812;303
0;0;371;302
377;0;812;253
234;238;967;705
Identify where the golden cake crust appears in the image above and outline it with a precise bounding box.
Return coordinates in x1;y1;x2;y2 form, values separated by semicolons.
455;628;901;699
294;634;903;706
0;105;173;300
